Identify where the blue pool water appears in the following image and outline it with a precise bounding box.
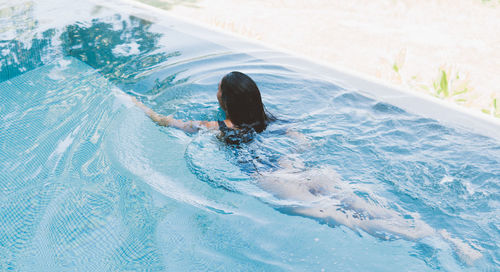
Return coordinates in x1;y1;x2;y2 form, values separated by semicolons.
1;0;499;271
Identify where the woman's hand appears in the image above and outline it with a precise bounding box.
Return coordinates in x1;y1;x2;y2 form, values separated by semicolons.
130;96;166;125
131;96;150;112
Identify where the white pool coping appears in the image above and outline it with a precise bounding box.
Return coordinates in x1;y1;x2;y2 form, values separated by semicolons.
98;0;500;141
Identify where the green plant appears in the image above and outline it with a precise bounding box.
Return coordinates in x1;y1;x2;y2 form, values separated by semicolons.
430;67;471;102
433;69;449;97
392;62;399;73
482;98;500;118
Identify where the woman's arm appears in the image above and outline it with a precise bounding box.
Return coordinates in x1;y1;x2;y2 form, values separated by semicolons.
131;96;218;133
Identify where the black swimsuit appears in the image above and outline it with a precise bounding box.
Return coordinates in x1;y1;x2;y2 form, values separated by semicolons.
217;120;254;145
217;120;281;174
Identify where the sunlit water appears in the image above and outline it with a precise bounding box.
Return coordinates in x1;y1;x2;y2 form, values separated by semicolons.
0;0;499;271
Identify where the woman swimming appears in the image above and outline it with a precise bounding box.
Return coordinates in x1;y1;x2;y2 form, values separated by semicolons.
131;71;482;264
133;71;272;139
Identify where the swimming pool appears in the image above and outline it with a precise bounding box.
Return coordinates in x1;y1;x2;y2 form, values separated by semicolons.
1;0;499;271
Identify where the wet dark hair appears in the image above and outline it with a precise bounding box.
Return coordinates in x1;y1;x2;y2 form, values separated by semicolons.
220;71;273;133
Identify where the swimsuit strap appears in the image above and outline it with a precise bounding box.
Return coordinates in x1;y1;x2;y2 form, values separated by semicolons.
218;120;229;132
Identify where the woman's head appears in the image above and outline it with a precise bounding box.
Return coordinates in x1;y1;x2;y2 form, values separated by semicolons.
217;71;270;133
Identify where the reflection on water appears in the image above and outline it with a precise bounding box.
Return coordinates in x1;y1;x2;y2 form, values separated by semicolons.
61;15;181;91
0;1;36;40
0;29;55;81
1;3;181;93
0;1;47;81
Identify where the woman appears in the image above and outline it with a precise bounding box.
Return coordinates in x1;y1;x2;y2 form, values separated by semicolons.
133;71;272;142
131;71;482;264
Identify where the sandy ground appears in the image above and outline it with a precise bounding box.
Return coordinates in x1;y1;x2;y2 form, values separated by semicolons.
138;0;500;118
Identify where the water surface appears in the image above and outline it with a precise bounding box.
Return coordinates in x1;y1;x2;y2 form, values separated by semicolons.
0;1;499;271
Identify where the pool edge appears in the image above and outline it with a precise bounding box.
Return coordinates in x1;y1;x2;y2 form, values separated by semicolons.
97;0;500;141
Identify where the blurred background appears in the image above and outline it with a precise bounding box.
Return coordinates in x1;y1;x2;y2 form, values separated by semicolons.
134;0;500;119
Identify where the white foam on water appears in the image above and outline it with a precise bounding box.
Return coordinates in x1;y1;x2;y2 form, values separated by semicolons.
439;175;454;185
47;124;81;171
462;181;476;197
48;125;81;160
108;107;239;217
47;59;73;81
54;131;75;154
112;41;140;56
121;145;239;216
47;68;65;81
57;58;71;68
439;229;483;265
